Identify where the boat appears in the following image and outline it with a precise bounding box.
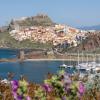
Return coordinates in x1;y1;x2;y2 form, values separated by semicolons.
93;66;100;72
67;65;73;68
59;54;73;69
68;54;73;68
76;62;95;72
59;63;67;68
76;53;97;72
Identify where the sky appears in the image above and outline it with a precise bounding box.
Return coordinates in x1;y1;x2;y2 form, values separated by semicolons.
0;0;100;27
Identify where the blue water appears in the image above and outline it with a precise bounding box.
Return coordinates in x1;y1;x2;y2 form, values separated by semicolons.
0;49;33;59
0;49;19;59
0;49;77;83
0;61;77;83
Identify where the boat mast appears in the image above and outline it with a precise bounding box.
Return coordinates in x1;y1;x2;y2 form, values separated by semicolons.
62;53;65;65
70;54;71;65
87;54;88;64
94;53;96;63
78;51;79;65
82;51;83;63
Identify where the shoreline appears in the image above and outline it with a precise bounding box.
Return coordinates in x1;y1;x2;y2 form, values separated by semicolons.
24;58;75;61
0;57;98;62
23;58;96;62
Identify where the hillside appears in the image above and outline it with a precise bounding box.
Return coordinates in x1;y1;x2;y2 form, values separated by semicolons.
64;31;100;53
0;32;52;49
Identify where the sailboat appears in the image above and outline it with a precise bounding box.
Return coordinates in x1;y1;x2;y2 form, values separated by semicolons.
59;54;74;69
67;54;73;68
59;55;67;69
76;51;80;69
76;52;89;77
93;54;100;73
59;63;67;68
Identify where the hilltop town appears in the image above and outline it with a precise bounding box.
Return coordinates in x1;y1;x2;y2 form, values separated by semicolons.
0;14;100;54
9;14;87;46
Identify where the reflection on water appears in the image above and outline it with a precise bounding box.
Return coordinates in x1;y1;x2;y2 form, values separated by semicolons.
0;49;18;59
0;61;76;83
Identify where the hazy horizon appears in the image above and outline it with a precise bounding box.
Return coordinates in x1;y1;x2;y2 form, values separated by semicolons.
0;0;100;27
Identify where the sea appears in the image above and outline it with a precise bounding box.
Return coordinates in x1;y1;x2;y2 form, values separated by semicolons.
0;49;77;83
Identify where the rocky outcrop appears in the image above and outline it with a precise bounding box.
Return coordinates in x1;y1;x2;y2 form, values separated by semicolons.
68;32;100;52
8;14;54;30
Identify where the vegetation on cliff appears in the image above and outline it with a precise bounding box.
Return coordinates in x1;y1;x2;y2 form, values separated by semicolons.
0;32;52;49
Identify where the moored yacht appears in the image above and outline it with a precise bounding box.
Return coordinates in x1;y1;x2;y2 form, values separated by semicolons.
93;66;100;72
59;63;67;68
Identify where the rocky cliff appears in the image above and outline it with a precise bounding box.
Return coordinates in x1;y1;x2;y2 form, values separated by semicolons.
66;31;100;53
